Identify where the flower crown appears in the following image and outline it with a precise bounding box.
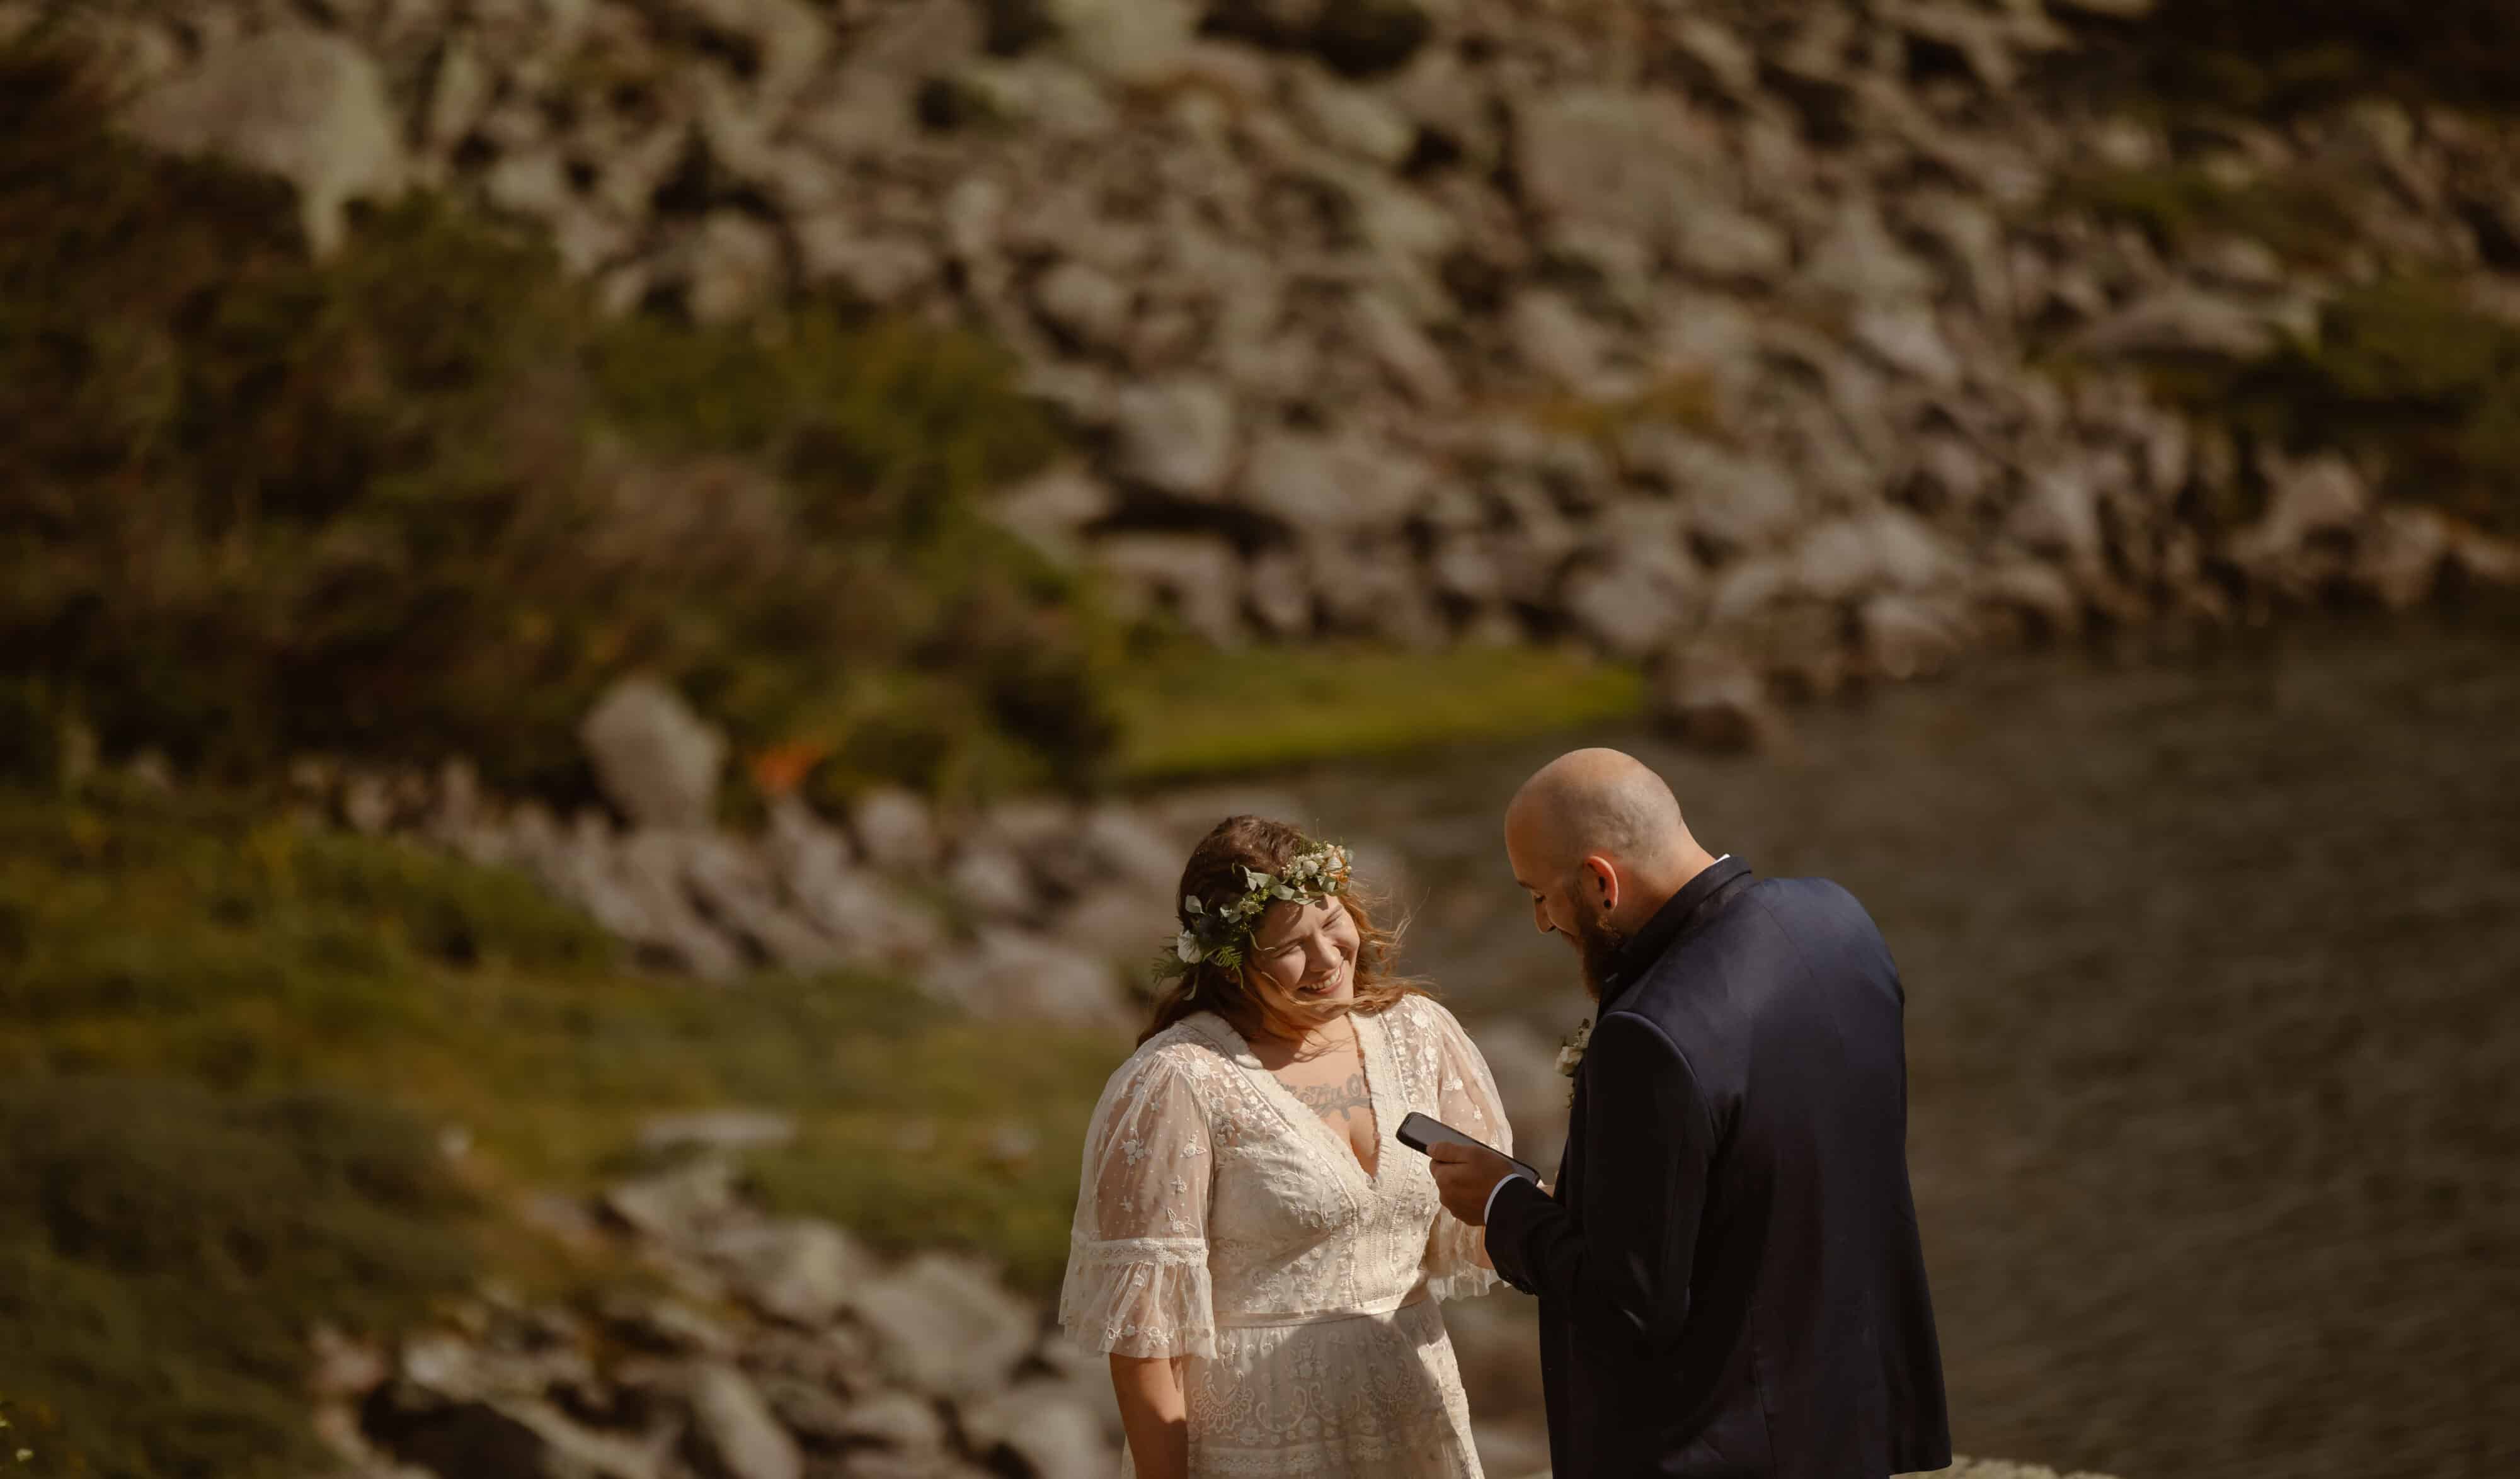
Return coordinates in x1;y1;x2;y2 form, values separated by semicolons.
1160;839;1353;987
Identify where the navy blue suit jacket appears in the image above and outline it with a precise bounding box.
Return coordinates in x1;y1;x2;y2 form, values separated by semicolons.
1485;858;1951;1478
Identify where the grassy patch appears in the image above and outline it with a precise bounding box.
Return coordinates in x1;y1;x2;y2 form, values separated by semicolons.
0;780;1126;1476
0;38;1109;806
1109;642;1644;784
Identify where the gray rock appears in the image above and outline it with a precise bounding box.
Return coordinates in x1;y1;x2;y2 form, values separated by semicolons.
605;1156;741;1245
681;834;844;973
699;1219;873;1327
582;678;727;833
1516;89;1773;278
2230;450;2368;569
617;830;750;980
988;465;1118;568
948;844;1041;920
1050;885;1170;967
1038;0;1200;83
1094;533;1246;646
656;0;832;106
1560;559;1697;662
827;1389;951;1451
1650;642;1783;752
795;219;939;305
1979;561;2085;640
2071;287;2315;362
1624;431;1803;554
851;788;942;875
1077;806;1184;892
1509;290;1611;390
1111;377;1240;498
922;929;1124;1028
687;1362;803;1479
1859;593;1967;681
963;1383;1116;1479
852;1252;1040;1397
1239;430;1432;533
1351;291;1460;408
1033;259;1135;350
121;28;405;257
685;212;787;326
2351;505;2455;610
1292;66;1416;165
639;1110;799;1156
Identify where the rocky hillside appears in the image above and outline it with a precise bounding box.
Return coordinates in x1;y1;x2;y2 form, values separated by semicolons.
30;0;2520;746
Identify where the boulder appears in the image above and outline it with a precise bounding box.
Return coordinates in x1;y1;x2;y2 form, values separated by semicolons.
1111;377;1240;498
639;1110;799;1156
120;28;405;257
851;787;942;875
853;1252;1040;1397
922;929;1125;1027
582;678;727;833
1239;430;1433;534
605;1156;742;1245
685;1362;803;1479
1095;534;1247;646
697;1219;872;1327
1649;642;1784;752
963;1383;1117;1479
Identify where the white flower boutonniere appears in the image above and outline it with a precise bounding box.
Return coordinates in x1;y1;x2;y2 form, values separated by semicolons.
1555;1017;1593;1105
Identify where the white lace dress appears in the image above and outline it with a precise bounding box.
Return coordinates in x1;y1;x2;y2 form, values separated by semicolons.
1058;995;1515;1479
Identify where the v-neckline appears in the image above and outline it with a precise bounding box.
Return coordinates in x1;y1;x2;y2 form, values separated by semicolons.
1199;1009;1392;1188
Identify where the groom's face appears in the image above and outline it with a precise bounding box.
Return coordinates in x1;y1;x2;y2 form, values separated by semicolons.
1509;818;1627;997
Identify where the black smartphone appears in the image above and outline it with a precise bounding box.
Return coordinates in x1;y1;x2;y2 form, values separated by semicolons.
1395;1111;1541;1184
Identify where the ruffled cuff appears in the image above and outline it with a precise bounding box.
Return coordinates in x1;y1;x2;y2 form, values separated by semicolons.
1423;1213;1506;1303
1057;1236;1217;1359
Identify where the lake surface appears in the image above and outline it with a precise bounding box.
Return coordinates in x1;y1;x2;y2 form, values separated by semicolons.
1266;610;2520;1479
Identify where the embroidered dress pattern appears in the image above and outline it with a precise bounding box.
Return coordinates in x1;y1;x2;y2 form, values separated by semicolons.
1058;996;1515;1478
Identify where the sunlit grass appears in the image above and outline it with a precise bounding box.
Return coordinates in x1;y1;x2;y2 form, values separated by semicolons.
0;779;1126;1476
1108;642;1645;784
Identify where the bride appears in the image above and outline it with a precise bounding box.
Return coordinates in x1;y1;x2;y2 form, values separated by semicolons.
1058;815;1518;1479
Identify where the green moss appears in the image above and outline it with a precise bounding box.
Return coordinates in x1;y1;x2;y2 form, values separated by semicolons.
0;38;1110;804
2049;166;2361;268
0;779;1126;1475
2143;278;2520;531
1109;642;1645;784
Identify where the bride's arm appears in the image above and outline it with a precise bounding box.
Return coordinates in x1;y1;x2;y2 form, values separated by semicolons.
1109;1354;1191;1479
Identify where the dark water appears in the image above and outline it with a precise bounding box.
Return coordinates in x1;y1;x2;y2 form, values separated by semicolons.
1271;613;2520;1479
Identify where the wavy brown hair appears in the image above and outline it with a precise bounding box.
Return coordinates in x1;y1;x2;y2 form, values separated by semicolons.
1138;815;1432;1047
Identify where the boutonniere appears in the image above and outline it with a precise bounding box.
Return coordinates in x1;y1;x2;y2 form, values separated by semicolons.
1555;1017;1592;1105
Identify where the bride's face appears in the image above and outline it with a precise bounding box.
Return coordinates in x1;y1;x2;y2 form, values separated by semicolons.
1241;896;1362;1037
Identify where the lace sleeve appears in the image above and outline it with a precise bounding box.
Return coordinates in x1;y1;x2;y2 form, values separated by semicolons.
1057;1046;1218;1358
1416;1001;1515;1302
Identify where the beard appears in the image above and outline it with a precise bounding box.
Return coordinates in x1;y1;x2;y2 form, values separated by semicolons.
1572;912;1627;1000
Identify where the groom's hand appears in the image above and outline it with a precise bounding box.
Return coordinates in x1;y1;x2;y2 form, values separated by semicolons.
1427;1141;1517;1226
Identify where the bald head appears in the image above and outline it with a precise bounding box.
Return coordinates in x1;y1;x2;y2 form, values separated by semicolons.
1506;748;1715;942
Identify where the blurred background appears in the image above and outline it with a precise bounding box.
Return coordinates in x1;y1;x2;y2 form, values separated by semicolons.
2;0;2516;1476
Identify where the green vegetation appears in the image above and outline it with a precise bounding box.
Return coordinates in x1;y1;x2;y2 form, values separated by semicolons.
2048;166;2362;268
0;39;1106;808
0;778;1126;1478
2148;278;2520;531
1109;642;1644;784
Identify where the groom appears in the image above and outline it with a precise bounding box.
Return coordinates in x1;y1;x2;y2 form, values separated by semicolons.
1429;748;1950;1478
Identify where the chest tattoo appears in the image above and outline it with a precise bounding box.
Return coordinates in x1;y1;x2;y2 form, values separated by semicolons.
1287;1071;1371;1121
